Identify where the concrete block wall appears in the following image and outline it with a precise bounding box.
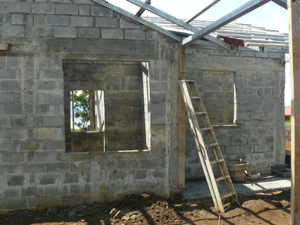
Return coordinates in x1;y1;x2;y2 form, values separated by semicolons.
185;49;285;179
71;131;104;152
0;0;157;41
0;1;180;212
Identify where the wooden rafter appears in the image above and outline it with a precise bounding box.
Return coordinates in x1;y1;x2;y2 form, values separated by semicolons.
181;0;271;46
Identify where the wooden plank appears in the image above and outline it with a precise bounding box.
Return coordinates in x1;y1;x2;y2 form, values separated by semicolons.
178;46;186;189
288;0;300;224
185;0;221;24
188;82;239;206
0;43;9;51
179;81;224;213
216;33;288;41
247;43;289;48
72;91;75;132
181;0;270;46
89;90;96;131
91;0;182;41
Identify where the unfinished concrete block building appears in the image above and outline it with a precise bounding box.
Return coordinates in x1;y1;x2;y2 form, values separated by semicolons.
0;0;287;211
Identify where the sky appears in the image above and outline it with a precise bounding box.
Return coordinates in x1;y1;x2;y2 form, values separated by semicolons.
106;0;291;106
107;0;288;33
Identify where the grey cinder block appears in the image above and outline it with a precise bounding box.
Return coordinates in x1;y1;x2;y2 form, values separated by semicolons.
32;3;55;14
11;14;24;25
71;16;93;27
56;4;78;15
46;15;69;26
96;17;117;28
91;6;112;17
7;3;31;13
102;29;123;39
124;29;145;40
54;27;76;38
7;175;24;186
78;28;100;38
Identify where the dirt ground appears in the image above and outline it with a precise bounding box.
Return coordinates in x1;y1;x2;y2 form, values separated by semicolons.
0;189;290;225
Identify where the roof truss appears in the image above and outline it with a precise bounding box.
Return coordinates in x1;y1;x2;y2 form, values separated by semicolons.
91;0;287;51
181;0;271;46
185;0;221;24
136;0;151;17
91;0;181;41
271;0;287;9
125;0;231;50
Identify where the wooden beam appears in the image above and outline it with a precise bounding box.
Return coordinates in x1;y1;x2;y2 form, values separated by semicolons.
136;0;151;17
288;0;300;224
125;0;231;50
185;0;221;24
272;0;287;9
91;0;182;41
0;43;9;51
181;0;270;46
89;90;96;131
178;46;186;189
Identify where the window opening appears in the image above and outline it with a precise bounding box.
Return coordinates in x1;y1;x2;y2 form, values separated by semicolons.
70;90;105;132
63;60;151;153
202;70;235;125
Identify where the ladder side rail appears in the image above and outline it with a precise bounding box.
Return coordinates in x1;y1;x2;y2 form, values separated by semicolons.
179;81;220;211
179;81;225;213
190;82;232;174
189;81;239;205
179;82;219;211
211;146;235;196
189;83;212;128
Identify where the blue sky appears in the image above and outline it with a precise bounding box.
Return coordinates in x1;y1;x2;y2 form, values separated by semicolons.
107;0;290;105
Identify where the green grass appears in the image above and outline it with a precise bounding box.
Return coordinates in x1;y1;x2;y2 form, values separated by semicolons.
285;117;291;125
72;129;82;132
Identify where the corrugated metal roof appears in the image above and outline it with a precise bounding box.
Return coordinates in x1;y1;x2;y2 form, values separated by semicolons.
144;17;289;52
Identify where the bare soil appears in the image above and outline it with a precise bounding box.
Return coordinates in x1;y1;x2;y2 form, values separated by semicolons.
0;189;290;225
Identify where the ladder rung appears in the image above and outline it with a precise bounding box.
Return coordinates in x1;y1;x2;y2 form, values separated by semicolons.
184;80;195;83
195;112;206;115
205;143;218;148
221;192;236;200
191;96;201;100
211;159;225;165
201;127;212;131
215;175;231;182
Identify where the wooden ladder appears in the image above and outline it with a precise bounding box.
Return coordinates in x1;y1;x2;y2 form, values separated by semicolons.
179;79;239;213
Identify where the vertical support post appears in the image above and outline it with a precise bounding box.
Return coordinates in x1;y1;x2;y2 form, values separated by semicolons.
89;90;96;131
178;46;186;189
72;91;75;132
288;0;300;224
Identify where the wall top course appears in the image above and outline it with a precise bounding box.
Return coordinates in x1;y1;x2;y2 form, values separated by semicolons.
186;49;284;60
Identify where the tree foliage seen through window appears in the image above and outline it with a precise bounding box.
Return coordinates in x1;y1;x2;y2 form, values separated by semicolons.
71;90;90;131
